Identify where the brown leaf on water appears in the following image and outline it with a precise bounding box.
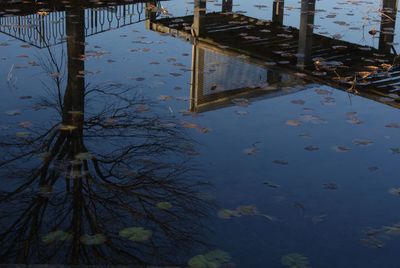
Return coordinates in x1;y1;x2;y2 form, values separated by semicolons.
388;188;400;196
385;123;400;129
291;99;305;105
158;95;173;101
232;98;250;107
312;214;327;225
315;89;332;95
19;121;32;128
273;160;289;165
353;139;374;146
181;121;210;134
304;146;319;151
243;143;259;155
323;182;338;190
332;145;351;153
6;110;21;116
286;120;301;127
368;166;379;172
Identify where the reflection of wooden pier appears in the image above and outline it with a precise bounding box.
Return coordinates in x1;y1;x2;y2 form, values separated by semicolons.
189;40;306;112
149;0;400;109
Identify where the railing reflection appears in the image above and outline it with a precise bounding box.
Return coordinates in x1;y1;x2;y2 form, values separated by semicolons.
0;2;161;48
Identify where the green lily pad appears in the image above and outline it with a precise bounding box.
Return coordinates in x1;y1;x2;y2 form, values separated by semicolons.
217;209;240;219
119;227;152;242
42;230;71;244
80;234;106;245
188;249;231;268
236;205;258;216
157;201;173;210
281;253;310;268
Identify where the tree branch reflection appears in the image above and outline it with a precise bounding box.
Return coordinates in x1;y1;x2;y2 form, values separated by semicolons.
0;4;212;266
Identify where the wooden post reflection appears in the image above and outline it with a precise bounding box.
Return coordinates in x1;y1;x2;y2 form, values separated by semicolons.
65;6;86;264
222;0;233;13
145;2;157;30
190;43;205;112
379;0;398;54
193;0;206;37
65;6;85;121
272;0;284;25
297;0;316;68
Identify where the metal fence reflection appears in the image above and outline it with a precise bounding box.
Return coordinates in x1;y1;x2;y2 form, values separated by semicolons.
0;2;160;48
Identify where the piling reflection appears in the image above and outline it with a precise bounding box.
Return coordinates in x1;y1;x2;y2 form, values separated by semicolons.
0;4;212;265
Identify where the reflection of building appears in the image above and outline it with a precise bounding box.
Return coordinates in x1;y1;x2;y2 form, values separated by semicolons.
0;1;163;48
149;0;400;109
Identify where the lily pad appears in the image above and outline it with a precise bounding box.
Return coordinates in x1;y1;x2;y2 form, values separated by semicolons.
80;234;106;245
217;209;240;219
157;201;173;210
119;227;152;242
42;230;71;244
281;253;310;268
236;205;258;216
188;249;231;268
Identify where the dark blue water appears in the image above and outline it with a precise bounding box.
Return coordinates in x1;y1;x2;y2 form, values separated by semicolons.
0;0;400;267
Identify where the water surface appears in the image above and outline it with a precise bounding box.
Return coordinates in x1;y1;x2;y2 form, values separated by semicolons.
0;0;400;267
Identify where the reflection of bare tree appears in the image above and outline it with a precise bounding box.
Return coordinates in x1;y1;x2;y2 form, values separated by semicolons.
0;5;211;266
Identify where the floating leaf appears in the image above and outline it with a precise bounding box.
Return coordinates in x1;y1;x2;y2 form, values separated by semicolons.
312;214;327;225
263;181;280;188
382;224;400;235
217;209;241;220
235;110;248;116
80;234;106;245
19;121;32;128
385;123;400;129
232;98;250;107
353;139;373;146
217;209;240;219
304;146;319;151
388;188;400;196
188;250;231;268
291;99;305;105
323;182;338;190
16;132;30;137
42;230;71;244
243;146;259;155
236;205;258;216
368;166;379;172
332;145;350;153
6;110;21;116
390;148;400;154
273;160;289;165
119;227;152;242
157;201;172;210
361;236;385;249
315;89;332;95
281;253;310;268
286;120;301;126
